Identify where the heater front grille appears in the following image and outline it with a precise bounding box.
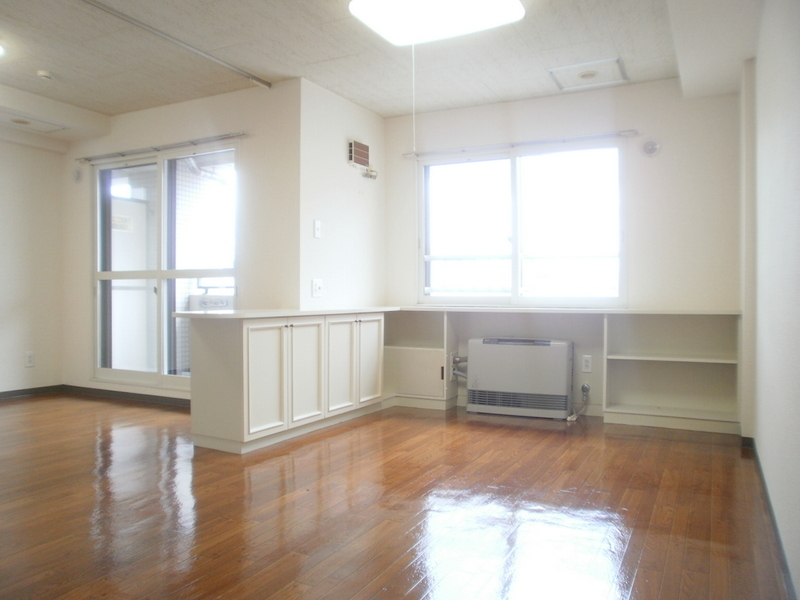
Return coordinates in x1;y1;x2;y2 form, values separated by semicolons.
466;337;573;420
468;389;569;412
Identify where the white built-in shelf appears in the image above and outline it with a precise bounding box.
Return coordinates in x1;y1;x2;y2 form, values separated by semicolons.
603;403;738;423
604;313;740;431
384;311;446;349
607;354;738;365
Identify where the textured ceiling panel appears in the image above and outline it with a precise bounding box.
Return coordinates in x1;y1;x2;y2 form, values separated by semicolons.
0;0;683;119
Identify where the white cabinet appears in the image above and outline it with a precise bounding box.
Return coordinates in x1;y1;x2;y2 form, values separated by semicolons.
603;313;739;433
326;313;384;416
246;316;325;437
383;311;458;405
246;319;289;437
357;313;385;405
189;310;385;454
287;316;326;427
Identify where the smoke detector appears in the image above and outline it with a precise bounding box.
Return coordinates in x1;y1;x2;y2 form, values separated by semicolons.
642;140;661;156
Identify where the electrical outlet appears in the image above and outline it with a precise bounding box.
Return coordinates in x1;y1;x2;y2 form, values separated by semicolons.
24;351;34;368
581;355;592;373
312;279;323;297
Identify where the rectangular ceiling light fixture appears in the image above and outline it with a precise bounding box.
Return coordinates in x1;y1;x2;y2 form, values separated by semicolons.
349;0;525;46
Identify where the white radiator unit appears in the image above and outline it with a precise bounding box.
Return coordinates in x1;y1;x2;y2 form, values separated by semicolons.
466;338;573;419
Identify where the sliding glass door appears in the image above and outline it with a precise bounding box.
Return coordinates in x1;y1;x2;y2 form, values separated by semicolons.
95;147;237;387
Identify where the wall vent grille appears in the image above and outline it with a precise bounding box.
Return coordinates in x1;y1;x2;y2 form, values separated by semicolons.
348;140;369;167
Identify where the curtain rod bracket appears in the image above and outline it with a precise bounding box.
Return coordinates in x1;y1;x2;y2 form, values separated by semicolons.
77;132;246;163
403;129;639;159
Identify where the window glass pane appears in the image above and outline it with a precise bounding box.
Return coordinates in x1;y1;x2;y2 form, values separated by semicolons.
428;259;511;296
99;279;157;372
164;277;236;377
426;159;511;294
521;257;619;297
99;164;158;272
96;147;237;381
168;150;237;270
165;279;196;377
518;148;619;298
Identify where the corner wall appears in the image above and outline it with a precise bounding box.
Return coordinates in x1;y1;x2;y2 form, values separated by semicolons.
384;78;741;311
298;79;386;309
59;79;387;397
0;137;64;393
62;83;305;396
754;0;800;589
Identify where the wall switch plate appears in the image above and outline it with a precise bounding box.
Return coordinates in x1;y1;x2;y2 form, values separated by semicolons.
312;279;323;297
582;355;592;373
25;351;34;368
314;220;322;238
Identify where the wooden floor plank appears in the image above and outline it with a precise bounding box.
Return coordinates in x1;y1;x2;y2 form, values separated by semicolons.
0;394;792;600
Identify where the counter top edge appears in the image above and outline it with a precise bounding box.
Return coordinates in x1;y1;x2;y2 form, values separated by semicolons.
177;306;741;319
176;307;402;319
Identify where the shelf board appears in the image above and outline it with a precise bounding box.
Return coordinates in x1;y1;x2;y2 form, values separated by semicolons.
603;403;738;422
607;354;737;365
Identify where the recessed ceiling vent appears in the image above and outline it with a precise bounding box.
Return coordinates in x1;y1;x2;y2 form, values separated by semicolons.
548;57;629;92
0;109;68;133
348;140;370;167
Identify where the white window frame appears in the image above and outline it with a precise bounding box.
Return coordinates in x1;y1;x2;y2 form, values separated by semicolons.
92;141;239;390
417;138;627;308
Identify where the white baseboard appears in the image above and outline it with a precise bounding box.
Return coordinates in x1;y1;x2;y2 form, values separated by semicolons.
383;395;457;411
193;402;385;454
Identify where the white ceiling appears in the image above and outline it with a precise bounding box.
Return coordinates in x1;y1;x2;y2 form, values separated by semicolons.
0;0;762;139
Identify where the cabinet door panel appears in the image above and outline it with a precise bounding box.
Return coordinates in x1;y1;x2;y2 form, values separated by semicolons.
384;346;445;398
327;319;357;414
358;314;384;404
247;323;287;435
290;319;324;425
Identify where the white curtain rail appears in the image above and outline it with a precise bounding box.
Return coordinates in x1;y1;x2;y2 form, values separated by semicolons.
80;0;271;89
402;129;638;159
77;132;246;163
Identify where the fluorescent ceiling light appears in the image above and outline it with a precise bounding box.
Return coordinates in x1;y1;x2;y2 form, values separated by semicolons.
0;45;5;57
349;0;525;46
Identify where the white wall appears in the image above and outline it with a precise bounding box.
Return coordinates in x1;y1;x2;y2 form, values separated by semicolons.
0;138;63;393
384;78;741;311
739;59;757;439
62;83;305;395
298;79;386;309
754;0;800;589
59;79;385;397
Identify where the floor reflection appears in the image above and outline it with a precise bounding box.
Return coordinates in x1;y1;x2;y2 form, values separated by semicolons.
421;490;629;599
2;399;788;599
91;423;196;573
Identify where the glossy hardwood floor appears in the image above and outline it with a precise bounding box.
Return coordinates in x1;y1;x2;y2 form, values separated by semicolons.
0;394;791;600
